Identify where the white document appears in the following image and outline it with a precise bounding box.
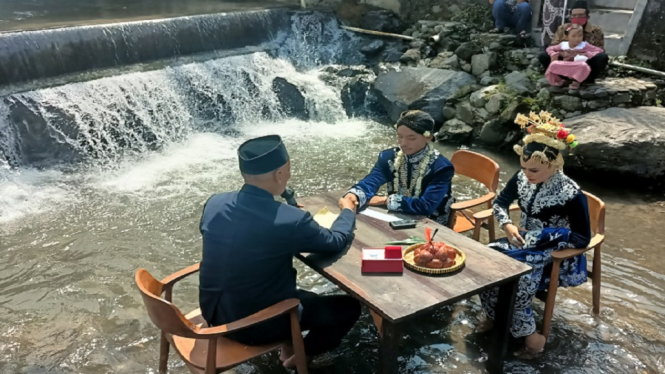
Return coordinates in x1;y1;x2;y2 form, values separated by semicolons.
313;207;339;229
362;249;386;260
360;208;402;222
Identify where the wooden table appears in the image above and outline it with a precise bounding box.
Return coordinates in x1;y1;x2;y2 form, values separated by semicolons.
296;193;533;374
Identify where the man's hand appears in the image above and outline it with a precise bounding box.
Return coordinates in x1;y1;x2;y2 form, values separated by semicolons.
339;197;357;212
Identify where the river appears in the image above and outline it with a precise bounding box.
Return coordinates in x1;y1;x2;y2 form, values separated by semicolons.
1;10;664;374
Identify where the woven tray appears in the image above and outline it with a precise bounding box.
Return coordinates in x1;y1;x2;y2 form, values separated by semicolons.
403;243;466;275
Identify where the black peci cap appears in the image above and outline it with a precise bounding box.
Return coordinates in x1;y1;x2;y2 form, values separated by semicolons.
238;135;289;175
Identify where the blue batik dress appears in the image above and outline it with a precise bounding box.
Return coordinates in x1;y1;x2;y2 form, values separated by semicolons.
347;144;455;226
480;170;591;338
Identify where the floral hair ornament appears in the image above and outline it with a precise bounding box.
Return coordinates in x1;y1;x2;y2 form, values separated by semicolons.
513;111;579;169
514;111;578;150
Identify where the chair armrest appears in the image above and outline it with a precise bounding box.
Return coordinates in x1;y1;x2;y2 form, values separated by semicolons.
450;192;496;212
551;234;604;261
472;203;520;221
196;298;300;337
161;263;201;288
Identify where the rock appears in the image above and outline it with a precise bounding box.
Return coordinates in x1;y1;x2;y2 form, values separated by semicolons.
437;38;460;52
565;107;665;180
341;77;385;118
607;88;619;95
361;10;405;34
360;40;386;56
489;42;503;51
587;100;610;110
429;54;459;70
432;5;443;14
485;93;507;115
410;40;425;49
462;63;472;73
436;119;474;143
505;71;535;94
448;4;463;16
479;120;511;146
442;105;456;120
400;48;421;64
412;31;422;39
554;95;583;111
580;90;596;100
613;93;631;104
537;88;551;101
565;111;582;119
473;107;490;122
372;67;477;124
456;101;475;124
452;84;482;100
272;77;308;120
455;42;482;62
437;28;454;38
481;76;501;86
470;85;497;108
499;34;518;45
498;99;521;123
480;71;491;78
594;89;609;98
537;78;550;88
471;53;498;76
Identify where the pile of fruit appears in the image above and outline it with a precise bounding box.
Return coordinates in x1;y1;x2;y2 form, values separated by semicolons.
413;227;458;269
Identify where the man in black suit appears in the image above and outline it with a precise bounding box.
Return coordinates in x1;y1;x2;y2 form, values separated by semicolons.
199;134;360;367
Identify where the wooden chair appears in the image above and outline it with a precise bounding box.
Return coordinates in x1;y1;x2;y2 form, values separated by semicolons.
472;191;606;339
135;264;308;374
448;150;501;242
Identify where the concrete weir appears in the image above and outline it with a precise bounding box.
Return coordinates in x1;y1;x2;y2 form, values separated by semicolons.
0;8;293;86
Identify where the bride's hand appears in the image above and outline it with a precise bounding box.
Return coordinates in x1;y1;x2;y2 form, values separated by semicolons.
503;224;526;248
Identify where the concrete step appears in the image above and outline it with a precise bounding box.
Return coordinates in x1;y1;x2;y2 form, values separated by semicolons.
590;8;633;35
604;33;623;56
591;0;638;11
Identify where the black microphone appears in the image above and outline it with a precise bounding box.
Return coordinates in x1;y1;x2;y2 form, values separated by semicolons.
281;186;298;207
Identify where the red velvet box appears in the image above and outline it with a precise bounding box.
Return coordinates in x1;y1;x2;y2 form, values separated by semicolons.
361;247;404;273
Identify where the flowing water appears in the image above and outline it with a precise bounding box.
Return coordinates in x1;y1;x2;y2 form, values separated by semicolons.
1;12;665;374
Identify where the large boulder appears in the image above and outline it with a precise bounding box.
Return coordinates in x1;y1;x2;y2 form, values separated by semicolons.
565;107;665;180
360;10;406;34
341;77;385;118
272;77;308;120
372;67;477;124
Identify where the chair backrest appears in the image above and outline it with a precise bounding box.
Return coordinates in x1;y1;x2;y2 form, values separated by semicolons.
135;268;200;339
583;191;605;236
450;150;501;192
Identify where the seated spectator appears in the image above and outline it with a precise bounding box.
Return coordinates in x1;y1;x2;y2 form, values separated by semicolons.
545;24;604;90
538;0;609;83
490;0;533;39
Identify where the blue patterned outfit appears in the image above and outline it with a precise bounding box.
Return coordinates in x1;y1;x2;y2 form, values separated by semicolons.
481;170;591;337
347;144;455;226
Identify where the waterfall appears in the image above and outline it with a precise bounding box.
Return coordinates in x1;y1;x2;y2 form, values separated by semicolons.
0;12;369;169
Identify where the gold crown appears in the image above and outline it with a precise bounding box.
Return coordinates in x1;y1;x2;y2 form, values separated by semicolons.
514;111;578;150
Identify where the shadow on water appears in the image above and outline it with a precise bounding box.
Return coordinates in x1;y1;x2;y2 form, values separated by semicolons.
0;9;664;374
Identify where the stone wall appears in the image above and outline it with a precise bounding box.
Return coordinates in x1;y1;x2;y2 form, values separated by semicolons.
629;0;665;70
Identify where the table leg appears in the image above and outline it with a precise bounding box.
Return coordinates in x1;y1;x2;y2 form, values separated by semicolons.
378;319;400;374
488;279;518;374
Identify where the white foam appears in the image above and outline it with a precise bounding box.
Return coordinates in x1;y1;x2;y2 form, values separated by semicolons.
0;168;78;224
